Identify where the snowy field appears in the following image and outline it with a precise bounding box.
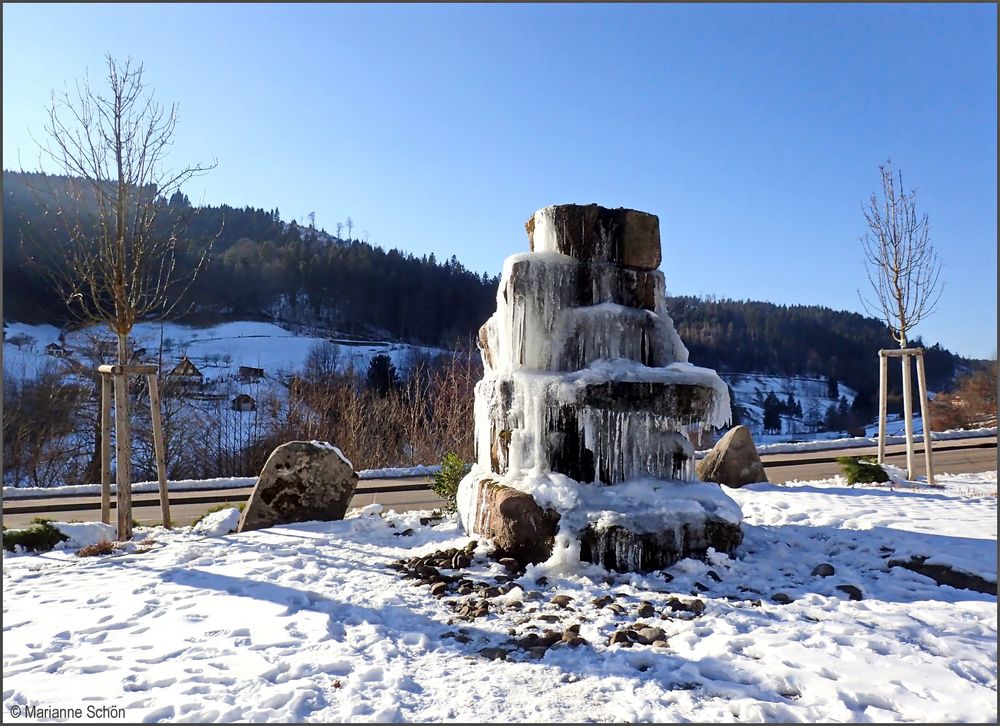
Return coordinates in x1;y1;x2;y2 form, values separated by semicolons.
3;471;996;723
2;321;445;382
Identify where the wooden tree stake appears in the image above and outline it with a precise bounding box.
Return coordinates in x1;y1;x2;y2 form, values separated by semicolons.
915;353;936;485
878;347;935;483
877;354;888;464
147;373;172;528
100;373;112;525
901;354;915;479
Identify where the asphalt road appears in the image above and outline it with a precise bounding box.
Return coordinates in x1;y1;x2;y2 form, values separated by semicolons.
762;437;997;483
3;437;995;529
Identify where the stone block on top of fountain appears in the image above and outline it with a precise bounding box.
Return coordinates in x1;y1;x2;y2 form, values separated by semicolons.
525;204;662;270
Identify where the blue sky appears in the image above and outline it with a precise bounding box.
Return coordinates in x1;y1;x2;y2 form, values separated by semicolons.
3;3;996;358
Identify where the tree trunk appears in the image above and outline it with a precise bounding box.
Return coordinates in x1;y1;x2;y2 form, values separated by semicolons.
115;331;133;540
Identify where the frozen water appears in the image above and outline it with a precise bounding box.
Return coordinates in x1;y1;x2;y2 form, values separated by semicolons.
461;204;740;570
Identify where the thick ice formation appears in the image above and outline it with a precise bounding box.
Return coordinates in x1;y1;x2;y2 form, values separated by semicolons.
459;203;742;572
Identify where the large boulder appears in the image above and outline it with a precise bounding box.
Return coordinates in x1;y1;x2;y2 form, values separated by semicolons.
696;425;767;488
462;478;561;564
238;441;359;532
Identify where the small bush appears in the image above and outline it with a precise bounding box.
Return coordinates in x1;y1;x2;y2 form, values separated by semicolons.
2;518;69;553
837;456;890;485
433;452;470;514
77;540;116;557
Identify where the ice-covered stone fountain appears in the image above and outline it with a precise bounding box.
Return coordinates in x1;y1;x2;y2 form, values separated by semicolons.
457;204;744;572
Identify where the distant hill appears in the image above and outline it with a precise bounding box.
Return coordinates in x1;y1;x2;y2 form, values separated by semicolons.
2;170;500;347
666;296;966;412
3;169;970;413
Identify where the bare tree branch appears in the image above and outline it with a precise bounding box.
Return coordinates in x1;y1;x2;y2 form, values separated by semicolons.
21;54;218;363
857;160;944;348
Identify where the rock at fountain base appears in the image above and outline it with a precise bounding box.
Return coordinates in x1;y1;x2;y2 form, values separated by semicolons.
579;519;743;573
459;475;743;571
460;478;561;564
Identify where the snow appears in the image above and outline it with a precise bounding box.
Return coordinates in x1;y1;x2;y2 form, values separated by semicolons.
190;508;242;537
308;441;353;469
3;322;63;348
358;464;441;480
2;322;66;380
49;522;117;550
721;372;858;439
2;476;256;500
4;470;994;722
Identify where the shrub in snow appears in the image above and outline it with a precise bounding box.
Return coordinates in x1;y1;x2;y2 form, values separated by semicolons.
2;518;68;552
836;456;889;485
433;452;469;513
49;521;118;549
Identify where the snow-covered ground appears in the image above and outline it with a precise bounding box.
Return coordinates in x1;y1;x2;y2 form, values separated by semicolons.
3;471;995;723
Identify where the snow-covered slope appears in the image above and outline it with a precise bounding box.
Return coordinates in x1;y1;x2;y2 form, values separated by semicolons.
1;322;64;379
3;321;445;382
720;372;858;440
3;471;995;722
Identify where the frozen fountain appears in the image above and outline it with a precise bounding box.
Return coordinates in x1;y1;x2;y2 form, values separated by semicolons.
457;204;744;572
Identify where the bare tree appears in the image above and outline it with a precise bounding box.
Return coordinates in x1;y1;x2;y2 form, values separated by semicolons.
346;216;354;241
27;54;216;363
22;55;215;535
859;161;943;348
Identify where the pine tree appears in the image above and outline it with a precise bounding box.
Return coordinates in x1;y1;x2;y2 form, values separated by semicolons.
366;354;401;396
763;392;782;434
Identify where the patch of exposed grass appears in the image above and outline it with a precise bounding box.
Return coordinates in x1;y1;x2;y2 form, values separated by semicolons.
77;540;116;557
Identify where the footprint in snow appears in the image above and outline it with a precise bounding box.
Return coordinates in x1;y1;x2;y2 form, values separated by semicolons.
122;674;178;692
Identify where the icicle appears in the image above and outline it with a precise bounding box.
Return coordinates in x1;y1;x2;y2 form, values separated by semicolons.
457;204;742;573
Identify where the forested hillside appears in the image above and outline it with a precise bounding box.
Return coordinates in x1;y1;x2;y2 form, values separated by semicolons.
3;170;969;409
3;171;498;347
668;296;965;409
